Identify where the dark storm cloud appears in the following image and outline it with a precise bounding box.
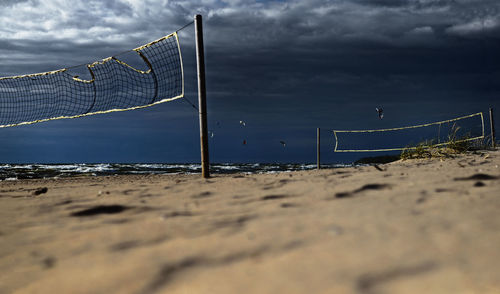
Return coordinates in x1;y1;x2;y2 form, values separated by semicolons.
0;0;29;6
199;0;500;96
0;0;193;76
1;0;499;74
2;0;498;114
0;0;499;163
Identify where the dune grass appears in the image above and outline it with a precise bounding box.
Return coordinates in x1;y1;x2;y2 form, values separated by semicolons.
400;124;493;160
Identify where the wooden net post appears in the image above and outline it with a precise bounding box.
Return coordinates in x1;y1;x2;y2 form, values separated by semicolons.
317;128;321;170
195;14;210;178
490;108;496;148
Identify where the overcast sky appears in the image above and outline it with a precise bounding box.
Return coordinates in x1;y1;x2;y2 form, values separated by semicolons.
1;0;499;164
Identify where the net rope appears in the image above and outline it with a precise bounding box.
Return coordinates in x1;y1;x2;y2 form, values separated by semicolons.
0;32;184;128
333;112;485;152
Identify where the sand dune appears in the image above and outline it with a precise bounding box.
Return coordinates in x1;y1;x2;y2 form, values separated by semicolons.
1;150;499;293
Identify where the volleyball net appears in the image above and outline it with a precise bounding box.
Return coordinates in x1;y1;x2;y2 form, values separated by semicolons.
333;112;485;152
0;32;184;128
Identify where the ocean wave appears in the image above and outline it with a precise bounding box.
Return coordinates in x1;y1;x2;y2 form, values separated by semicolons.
0;163;352;180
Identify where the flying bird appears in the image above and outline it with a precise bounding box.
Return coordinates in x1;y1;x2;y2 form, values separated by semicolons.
376;108;384;119
280;141;286;147
239;120;246;127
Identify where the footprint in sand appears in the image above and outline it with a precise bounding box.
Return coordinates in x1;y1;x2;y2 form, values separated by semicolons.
356;262;438;293
70;205;130;217
280;202;300;208
191;191;212;199
261;194;291;201
454;173;498;181
474;181;486;187
32;187;48;196
162;211;196;219
333;184;391;199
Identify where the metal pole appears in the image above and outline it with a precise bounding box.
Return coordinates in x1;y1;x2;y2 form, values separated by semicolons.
195;14;210;178
490;108;496;148
317;128;320;170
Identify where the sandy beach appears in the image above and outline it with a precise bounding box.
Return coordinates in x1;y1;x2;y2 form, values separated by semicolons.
1;150;499;294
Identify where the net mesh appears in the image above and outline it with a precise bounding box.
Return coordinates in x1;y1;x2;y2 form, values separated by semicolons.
0;32;183;128
333;112;485;152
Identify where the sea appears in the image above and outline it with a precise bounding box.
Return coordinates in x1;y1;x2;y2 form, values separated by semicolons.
0;163;351;181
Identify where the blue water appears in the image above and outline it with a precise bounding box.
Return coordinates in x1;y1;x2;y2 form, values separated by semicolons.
0;163;350;180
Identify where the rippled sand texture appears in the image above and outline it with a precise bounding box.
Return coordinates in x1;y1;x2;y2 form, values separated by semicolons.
1;151;500;294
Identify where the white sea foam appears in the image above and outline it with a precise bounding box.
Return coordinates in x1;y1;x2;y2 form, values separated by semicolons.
0;162;354;179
